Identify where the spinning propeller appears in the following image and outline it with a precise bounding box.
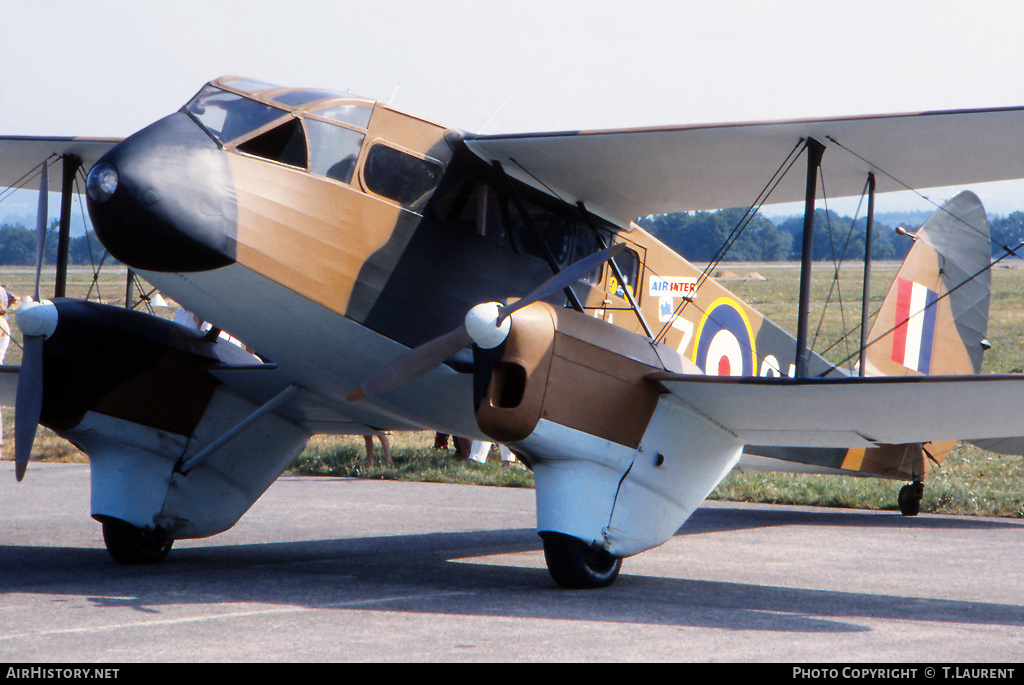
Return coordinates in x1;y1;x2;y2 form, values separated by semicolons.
12;161;59;481
348;243;624;402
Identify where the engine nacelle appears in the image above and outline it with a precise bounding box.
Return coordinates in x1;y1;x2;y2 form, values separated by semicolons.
474;301;681;453
475;301;738;560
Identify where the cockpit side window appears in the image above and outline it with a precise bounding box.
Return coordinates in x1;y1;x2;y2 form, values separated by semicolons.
186;86;287;145
306;119;364;184
236;118;308;169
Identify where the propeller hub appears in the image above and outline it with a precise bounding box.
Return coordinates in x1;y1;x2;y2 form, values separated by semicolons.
465;302;512;349
16;299;58;338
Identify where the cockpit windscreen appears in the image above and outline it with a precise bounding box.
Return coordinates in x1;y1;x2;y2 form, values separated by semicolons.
186;86;288;145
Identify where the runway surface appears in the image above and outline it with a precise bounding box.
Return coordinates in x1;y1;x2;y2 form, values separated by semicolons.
2;463;1023;663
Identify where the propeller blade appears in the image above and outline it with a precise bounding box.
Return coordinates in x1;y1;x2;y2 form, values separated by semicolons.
498;243;625;322
14;334;44;481
347;325;472;401
33;161;47;302
12;299;58;482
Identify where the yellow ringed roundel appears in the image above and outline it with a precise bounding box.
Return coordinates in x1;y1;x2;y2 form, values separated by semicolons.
692;297;756;376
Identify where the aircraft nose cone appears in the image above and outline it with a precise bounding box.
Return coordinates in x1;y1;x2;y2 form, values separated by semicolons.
87;111;237;272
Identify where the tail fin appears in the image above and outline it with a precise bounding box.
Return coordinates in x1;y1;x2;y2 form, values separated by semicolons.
853;191;991;476
864;191;991;378
735;192;992;482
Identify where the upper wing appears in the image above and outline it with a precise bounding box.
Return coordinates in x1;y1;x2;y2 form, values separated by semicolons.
0;136;122;188
465;106;1024;227
647;373;1024;449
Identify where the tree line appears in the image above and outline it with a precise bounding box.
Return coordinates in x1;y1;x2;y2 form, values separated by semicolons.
637;208;1024;262
0;221;111;266
4;210;1024;266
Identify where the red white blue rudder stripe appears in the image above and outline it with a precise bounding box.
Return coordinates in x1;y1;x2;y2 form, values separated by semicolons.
891;278;938;374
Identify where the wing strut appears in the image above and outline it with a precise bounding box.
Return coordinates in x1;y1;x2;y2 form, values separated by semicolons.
858;172;876;377
53;154;81;298
795;138;826;378
177;385;299;475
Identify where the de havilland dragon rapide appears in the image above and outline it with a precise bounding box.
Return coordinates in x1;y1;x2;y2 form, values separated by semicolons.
2;76;1024;587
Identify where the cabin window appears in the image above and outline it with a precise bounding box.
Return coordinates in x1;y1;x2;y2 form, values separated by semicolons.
505;199;572;265
306;119;364;184
427;176;610;288
236;118;308;169
610;247;640;298
364;144;443;206
429;179;508;246
186;86;287;145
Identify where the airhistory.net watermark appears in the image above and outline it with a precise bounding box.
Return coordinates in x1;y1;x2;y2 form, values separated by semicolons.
6;668;119;680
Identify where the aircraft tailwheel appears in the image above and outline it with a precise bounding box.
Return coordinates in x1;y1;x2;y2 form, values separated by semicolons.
100;517;173;564
540;532;622;589
897;481;924;517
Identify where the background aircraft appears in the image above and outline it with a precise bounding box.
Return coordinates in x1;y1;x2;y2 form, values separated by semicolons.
3;73;1024;588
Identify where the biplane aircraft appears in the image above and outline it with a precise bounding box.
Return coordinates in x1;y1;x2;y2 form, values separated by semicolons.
2;76;1024;588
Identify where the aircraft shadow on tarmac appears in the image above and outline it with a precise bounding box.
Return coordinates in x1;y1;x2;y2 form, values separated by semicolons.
4;504;1022;636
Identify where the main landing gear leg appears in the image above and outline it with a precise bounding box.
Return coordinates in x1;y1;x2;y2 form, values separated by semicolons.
540;532;623;589
898;481;924;517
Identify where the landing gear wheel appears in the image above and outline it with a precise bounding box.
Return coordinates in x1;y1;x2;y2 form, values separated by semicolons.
898;482;924;517
540;532;622;589
100;518;173;564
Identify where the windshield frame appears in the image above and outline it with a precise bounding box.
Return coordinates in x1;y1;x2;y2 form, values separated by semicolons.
184;84;290;147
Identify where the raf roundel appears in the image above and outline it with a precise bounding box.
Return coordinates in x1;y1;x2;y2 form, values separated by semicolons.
693;298;755;376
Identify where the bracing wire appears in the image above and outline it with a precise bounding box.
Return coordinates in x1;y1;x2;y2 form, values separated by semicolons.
654;138;807;344
816;137;1021;376
0;155;60;207
819;239;1024;377
813;177;875;363
825;135;1004;250
809;166;864;374
73;165;110;305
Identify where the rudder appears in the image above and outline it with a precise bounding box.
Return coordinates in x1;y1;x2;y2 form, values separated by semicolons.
864;191;991;378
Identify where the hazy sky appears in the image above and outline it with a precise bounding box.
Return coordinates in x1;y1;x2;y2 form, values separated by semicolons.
3;0;1024;216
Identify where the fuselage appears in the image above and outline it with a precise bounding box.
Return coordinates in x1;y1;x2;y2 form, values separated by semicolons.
85;76;832;439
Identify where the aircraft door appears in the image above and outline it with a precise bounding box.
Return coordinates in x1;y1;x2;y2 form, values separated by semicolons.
597;241;645;331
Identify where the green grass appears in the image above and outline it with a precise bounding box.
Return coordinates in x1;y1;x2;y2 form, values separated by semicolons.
712;447;1024;518
8;263;1024;517
289;434;535;488
705;262;1024;518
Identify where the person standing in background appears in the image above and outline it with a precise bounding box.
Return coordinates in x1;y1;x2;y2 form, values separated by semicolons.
0;286;13;453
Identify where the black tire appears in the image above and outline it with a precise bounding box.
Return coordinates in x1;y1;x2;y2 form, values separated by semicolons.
100;517;173;564
540;532;622;589
898;483;923;517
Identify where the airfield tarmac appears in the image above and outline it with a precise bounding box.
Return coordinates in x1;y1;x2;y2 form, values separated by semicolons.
1;463;1023;663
